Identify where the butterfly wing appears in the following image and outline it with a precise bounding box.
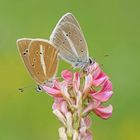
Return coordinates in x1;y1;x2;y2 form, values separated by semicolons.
50;13;89;68
50;13;81;33
28;39;58;83
17;38;58;84
17;38;37;79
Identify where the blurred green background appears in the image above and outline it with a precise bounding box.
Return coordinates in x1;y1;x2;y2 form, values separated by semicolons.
0;0;140;139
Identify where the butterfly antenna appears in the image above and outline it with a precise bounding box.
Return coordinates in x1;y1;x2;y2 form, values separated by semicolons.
97;54;110;58
18;84;35;93
103;54;109;57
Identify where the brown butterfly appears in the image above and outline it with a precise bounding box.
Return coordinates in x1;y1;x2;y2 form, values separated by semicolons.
17;38;59;90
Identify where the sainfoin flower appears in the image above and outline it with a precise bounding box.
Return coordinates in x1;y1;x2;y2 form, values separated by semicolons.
42;62;113;140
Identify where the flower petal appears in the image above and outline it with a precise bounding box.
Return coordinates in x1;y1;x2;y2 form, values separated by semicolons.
73;72;80;92
61;101;69;114
85;62;98;73
85;131;93;140
59;127;68;140
53;80;60;89
91;91;113;102
93;104;113;119
101;80;113;91
60;82;70;100
52;98;68;114
83;74;93;93
53;110;66;126
93;67;102;80
96;71;107;79
73;130;78;140
66;112;73;136
83;100;101;115
52;98;63;110
93;76;107;87
42;85;62;97
61;70;72;82
84;116;92;129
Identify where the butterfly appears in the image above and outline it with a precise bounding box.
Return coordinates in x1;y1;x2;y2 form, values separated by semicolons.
17;38;59;90
50;13;95;70
17;13;93;91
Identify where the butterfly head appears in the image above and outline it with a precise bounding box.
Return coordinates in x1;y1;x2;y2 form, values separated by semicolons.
89;57;95;65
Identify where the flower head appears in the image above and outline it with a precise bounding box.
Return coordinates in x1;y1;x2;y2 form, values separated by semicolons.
42;62;113;139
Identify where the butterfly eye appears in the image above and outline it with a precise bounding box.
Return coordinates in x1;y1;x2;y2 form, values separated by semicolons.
36;85;42;92
81;49;84;52
80;39;82;42
89;58;94;64
66;33;68;36
40;52;43;55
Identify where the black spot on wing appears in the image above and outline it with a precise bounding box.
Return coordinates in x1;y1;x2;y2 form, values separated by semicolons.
25;49;28;53
36;51;39;55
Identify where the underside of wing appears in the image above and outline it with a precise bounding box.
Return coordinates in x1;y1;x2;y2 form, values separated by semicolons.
17;38;37;79
50;13;89;68
28;39;58;84
50;21;89;68
17;38;58;84
50;13;81;39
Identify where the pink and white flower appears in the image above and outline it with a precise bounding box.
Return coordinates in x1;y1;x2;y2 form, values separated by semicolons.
42;62;113;139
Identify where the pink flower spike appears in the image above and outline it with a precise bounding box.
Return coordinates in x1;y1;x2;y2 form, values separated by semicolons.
91;90;113;102
61;70;72;82
42;86;62;97
73;72;80;92
93;104;113;119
